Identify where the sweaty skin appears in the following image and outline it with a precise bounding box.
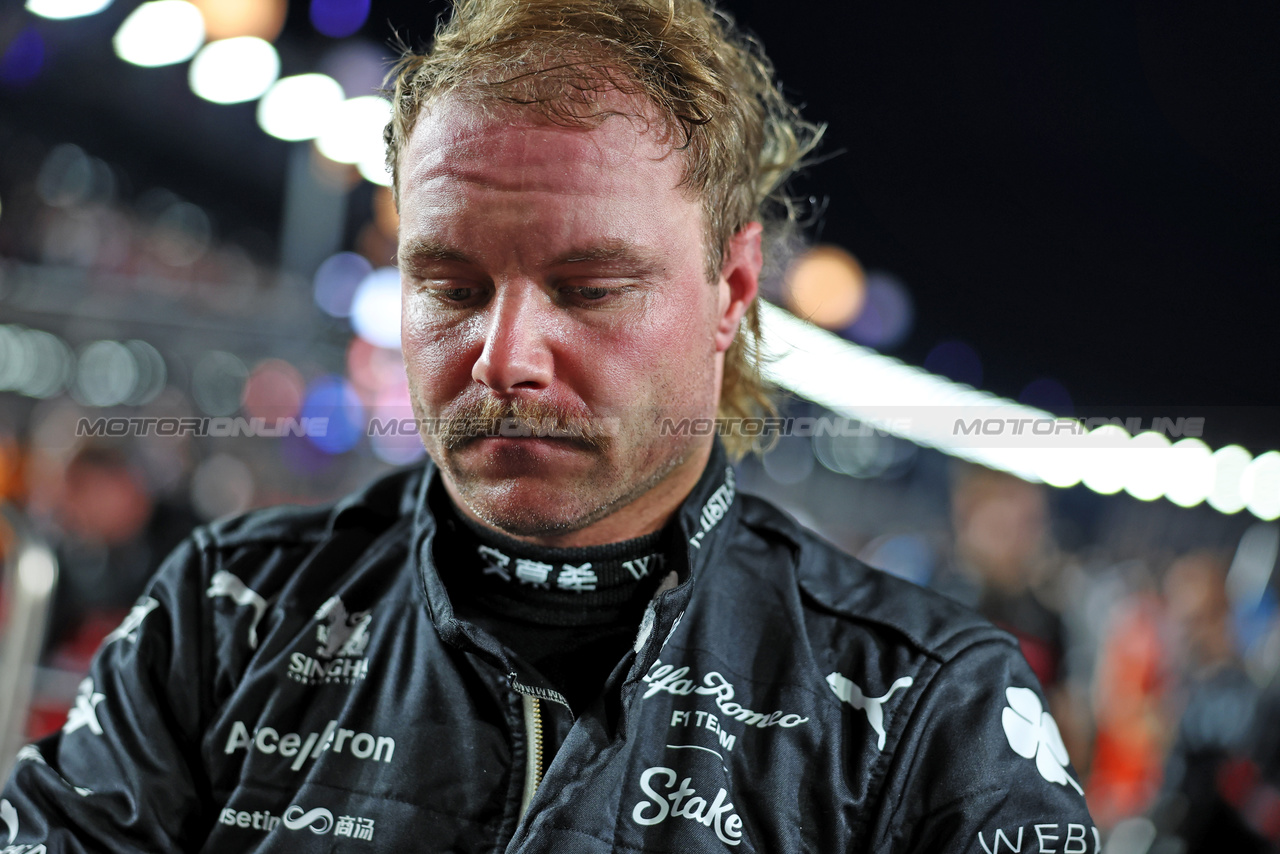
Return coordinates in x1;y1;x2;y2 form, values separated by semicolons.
396;95;761;547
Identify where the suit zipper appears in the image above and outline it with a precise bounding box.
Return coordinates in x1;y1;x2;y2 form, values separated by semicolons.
518;694;544;819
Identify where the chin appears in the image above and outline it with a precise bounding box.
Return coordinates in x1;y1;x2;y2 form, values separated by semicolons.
449;471;612;536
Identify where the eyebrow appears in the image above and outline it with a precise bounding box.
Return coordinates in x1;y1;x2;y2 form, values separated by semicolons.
399;237;659;271
398;238;473;266
550;239;652;268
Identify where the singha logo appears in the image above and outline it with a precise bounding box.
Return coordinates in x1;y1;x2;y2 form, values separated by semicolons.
314;596;372;660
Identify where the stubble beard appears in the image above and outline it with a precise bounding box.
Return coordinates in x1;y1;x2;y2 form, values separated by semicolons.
408;384;696;538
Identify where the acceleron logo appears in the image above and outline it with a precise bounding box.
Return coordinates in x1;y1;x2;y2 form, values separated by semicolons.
223;718;395;772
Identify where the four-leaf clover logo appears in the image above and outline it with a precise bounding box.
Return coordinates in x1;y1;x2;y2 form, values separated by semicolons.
1001;686;1083;795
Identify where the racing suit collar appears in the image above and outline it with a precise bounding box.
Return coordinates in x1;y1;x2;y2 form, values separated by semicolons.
410;438;741;707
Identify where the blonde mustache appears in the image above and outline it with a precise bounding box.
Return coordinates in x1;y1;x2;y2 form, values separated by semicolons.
438;396;611;451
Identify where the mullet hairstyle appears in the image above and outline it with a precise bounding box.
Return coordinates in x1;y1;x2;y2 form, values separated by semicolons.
384;0;823;458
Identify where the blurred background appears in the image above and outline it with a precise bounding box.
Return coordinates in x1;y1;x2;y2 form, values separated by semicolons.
1;1;1278;851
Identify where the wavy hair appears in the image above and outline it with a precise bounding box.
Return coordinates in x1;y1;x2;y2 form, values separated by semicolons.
385;0;823;458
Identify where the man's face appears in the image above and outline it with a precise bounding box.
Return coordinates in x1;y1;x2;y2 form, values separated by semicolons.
396;95;758;544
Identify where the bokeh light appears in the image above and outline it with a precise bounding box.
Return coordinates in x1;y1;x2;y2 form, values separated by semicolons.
350;266;401;349
784;245;867;330
313;251;371;317
923;340;983;388
26;0;114;20
318;40;386;98
1164;438;1214;508
762;437;815;485
1079;424;1130;496
1207;444;1252;514
73;340;137;407
36;144;117;208
301;376;365;454
372;186;398;237
257;73;344;142
0;326;74;399
189;36;279;104
122;340;167;405
813;430;896;479
357;152;390;187
1241;451;1280;521
241;358;305;421
1123;432;1173;502
21;330;74;398
191;350;248;416
368;383;424;465
844;271;913;350
310;0;371;39
150;198;212;266
346;336;406;394
316;95;390;165
0;28;45;87
113;1;205;68
188;0;286;41
191;453;254;520
1018;378;1074;415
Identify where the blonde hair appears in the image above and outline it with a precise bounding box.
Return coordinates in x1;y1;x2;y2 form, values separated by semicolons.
385;0;823;458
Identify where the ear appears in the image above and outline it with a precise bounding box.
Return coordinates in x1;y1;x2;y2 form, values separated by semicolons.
714;222;763;353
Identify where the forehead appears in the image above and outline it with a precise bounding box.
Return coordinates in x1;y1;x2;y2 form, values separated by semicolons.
398;94;688;203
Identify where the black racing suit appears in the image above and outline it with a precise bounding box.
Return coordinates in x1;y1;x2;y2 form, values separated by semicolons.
2;442;1097;851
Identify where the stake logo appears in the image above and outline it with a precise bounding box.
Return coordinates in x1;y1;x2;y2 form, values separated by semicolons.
632;766;743;846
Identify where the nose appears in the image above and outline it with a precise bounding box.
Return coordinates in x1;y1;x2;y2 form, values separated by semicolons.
472;285;554;393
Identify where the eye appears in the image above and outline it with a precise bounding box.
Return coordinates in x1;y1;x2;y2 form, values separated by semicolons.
442;287;473;302
575;286;610;301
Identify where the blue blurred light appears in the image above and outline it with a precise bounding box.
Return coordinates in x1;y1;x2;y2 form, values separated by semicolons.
313;251;372;317
0;28;45;87
845;272;914;350
301;375;365;454
923;340;982;388
1018;378;1074;416
310;0;371;38
350;266;402;349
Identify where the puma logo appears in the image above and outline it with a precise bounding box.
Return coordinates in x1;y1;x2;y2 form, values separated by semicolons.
826;672;914;750
2;798;18;845
206;571;268;648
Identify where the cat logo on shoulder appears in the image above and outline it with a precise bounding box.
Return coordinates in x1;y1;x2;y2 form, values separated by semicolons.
286;597;372;685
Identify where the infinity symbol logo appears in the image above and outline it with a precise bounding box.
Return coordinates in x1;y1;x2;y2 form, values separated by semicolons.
283;805;334;834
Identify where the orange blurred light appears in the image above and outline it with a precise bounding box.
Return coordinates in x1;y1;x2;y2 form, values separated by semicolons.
190;0;286;42
241;358;304;421
784;245;867;330
373;186;399;239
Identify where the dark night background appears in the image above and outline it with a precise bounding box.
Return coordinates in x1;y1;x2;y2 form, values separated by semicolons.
2;0;1278;450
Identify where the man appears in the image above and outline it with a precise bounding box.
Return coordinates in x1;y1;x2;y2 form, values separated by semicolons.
2;0;1097;850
